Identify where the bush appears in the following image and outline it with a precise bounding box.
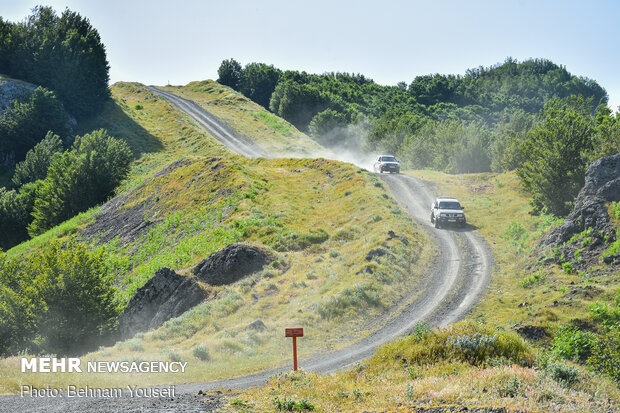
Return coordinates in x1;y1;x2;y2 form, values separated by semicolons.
547;362;579;388
373;322;535;368
588;328;620;383
551;325;595;363
193;345;210;361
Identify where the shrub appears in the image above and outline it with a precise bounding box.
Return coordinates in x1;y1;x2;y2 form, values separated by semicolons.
521;272;545;288
551;325;595;363
373;322;534;368
587;328;620;383
547;362;579;388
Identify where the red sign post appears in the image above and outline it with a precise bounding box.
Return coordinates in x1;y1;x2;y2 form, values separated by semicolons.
285;328;303;371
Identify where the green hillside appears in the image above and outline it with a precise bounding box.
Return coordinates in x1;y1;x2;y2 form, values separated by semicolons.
0;82;431;391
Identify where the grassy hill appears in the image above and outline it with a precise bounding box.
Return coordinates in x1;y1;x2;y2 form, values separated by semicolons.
0;82;431;391
234;170;620;412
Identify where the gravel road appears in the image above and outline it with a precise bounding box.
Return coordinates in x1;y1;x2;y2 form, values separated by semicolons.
0;89;493;412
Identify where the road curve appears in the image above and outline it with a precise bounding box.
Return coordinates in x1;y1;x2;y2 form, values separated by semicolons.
1;90;493;411
145;86;267;158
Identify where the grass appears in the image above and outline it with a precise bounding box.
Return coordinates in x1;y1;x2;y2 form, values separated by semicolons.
0;82;432;393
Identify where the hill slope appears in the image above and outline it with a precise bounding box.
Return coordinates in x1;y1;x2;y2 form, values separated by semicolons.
0;81;431;391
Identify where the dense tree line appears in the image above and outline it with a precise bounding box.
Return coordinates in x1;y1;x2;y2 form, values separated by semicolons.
218;57;618;215
0;6;110;120
0;129;132;249
0;241;119;355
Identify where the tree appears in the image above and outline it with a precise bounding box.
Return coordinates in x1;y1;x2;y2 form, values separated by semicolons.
2;6;110;119
12;131;63;187
517;96;596;215
35;242;119;354
217;58;243;90
238;62;282;109
308;109;348;146
0;87;70;161
29;129;132;235
0;182;38;250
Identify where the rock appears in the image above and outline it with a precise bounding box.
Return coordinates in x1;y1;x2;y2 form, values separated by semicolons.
542;153;620;248
365;248;393;261
192;243;272;285
119;268;207;339
247;320;267;331
356;265;374;275
514;324;550;341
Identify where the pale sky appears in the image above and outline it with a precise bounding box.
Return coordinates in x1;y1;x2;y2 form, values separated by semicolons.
3;0;619;111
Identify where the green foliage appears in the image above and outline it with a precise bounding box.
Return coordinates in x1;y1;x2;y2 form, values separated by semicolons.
29;129;132;235
517;96;596;215
12;131;63;187
217;58;243;90
1;6;110;119
562;262;574;274
273;397;315;411
521;272;545;288
551;325;595;363
0;241;119;355
0;181;39;249
0;87;70;160
238;62;282;109
308;109;348;146
590;290;620;329
587;328;620;383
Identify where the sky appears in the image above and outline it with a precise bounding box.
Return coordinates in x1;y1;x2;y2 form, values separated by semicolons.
2;0;620;111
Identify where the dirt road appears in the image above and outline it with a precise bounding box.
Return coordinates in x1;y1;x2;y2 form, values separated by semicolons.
1;89;493;411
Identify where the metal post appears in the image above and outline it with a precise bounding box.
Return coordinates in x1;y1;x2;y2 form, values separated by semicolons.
292;336;298;371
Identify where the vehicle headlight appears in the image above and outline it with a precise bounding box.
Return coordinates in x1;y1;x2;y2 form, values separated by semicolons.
440;213;447;217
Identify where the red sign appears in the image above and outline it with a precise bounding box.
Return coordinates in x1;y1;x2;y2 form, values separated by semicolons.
285;328;303;337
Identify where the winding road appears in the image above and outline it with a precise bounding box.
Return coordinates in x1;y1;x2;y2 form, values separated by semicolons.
2;87;493;412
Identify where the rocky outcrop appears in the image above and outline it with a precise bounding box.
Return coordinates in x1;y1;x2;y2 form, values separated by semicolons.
542;153;620;248
119;268;207;339
192;243;272;285
0;76;36;111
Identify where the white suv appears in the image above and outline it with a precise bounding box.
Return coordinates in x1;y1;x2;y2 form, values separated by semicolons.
430;197;466;228
373;155;400;174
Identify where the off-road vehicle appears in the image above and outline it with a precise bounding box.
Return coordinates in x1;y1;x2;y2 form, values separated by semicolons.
430;197;466;228
373;155;400;174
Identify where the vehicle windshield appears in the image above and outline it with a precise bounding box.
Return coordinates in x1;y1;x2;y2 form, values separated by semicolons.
381;156;396;162
439;201;461;210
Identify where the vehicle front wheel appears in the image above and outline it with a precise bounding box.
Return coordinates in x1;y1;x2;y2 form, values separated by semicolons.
434;218;440;228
